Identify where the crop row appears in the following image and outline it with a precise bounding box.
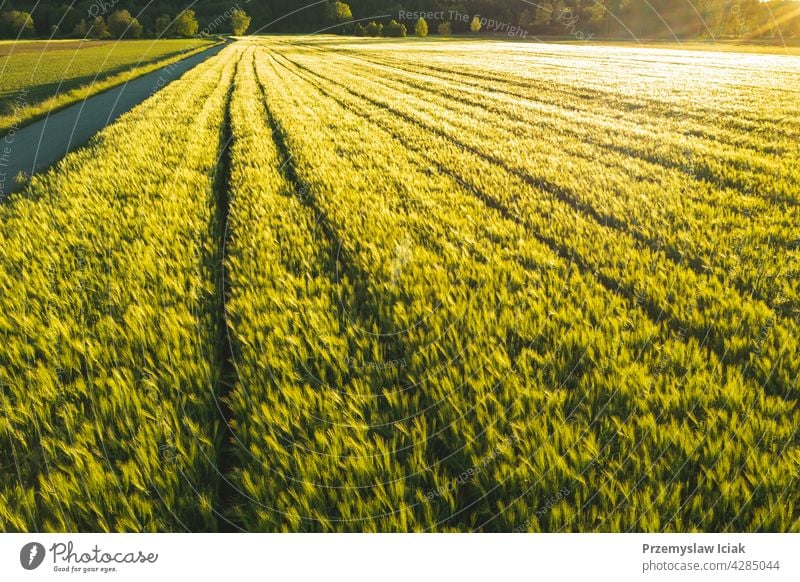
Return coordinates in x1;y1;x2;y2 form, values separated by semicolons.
1;38;797;533
0;47;234;531
304;40;799;166
285;44;800;316
319;40;800;143
223;45;429;530
271;45;800;403
232;40;800;531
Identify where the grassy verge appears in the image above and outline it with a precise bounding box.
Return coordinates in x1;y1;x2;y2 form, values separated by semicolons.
0;39;222;136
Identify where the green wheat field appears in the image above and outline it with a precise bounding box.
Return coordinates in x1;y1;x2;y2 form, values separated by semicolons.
0;36;798;532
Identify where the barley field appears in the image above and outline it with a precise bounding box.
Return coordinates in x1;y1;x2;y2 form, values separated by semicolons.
0;36;798;532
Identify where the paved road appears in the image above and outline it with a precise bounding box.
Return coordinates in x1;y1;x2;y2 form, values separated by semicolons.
0;40;229;199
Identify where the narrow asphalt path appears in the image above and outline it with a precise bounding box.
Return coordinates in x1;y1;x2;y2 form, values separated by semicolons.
0;40;230;199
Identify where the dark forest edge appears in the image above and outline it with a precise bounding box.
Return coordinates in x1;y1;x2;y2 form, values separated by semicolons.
1;0;799;41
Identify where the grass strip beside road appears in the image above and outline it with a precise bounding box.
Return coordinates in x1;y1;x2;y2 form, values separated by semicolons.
0;39;222;136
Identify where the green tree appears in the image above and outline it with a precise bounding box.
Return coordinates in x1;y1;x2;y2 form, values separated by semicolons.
174;9;199;37
230;9;251;35
108;10;143;39
437;21;452;36
354;22;367;36
365;20;381;36
518;9;534;28
73;18;88;38
130;18;144;38
415;17;428;37
154;14;172;37
326;1;353;32
470;15;482;32
534;3;553;27
88;15;110;39
0;10;35;38
383;19;407;37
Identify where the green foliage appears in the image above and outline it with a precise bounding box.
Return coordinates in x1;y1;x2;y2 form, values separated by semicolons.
174;9;199;37
470;16;482;32
0;10;34;38
72;19;88;38
1;0;799;39
89;16;109;39
415;17;429;37
230;8;251;36
364;21;382;37
107;10;144;39
383;19;407;38
326;1;353;32
354;22;367;37
154;14;173;37
437;21;452;36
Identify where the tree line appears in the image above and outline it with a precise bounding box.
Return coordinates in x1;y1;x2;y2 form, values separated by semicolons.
0;3;251;39
1;0;798;39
